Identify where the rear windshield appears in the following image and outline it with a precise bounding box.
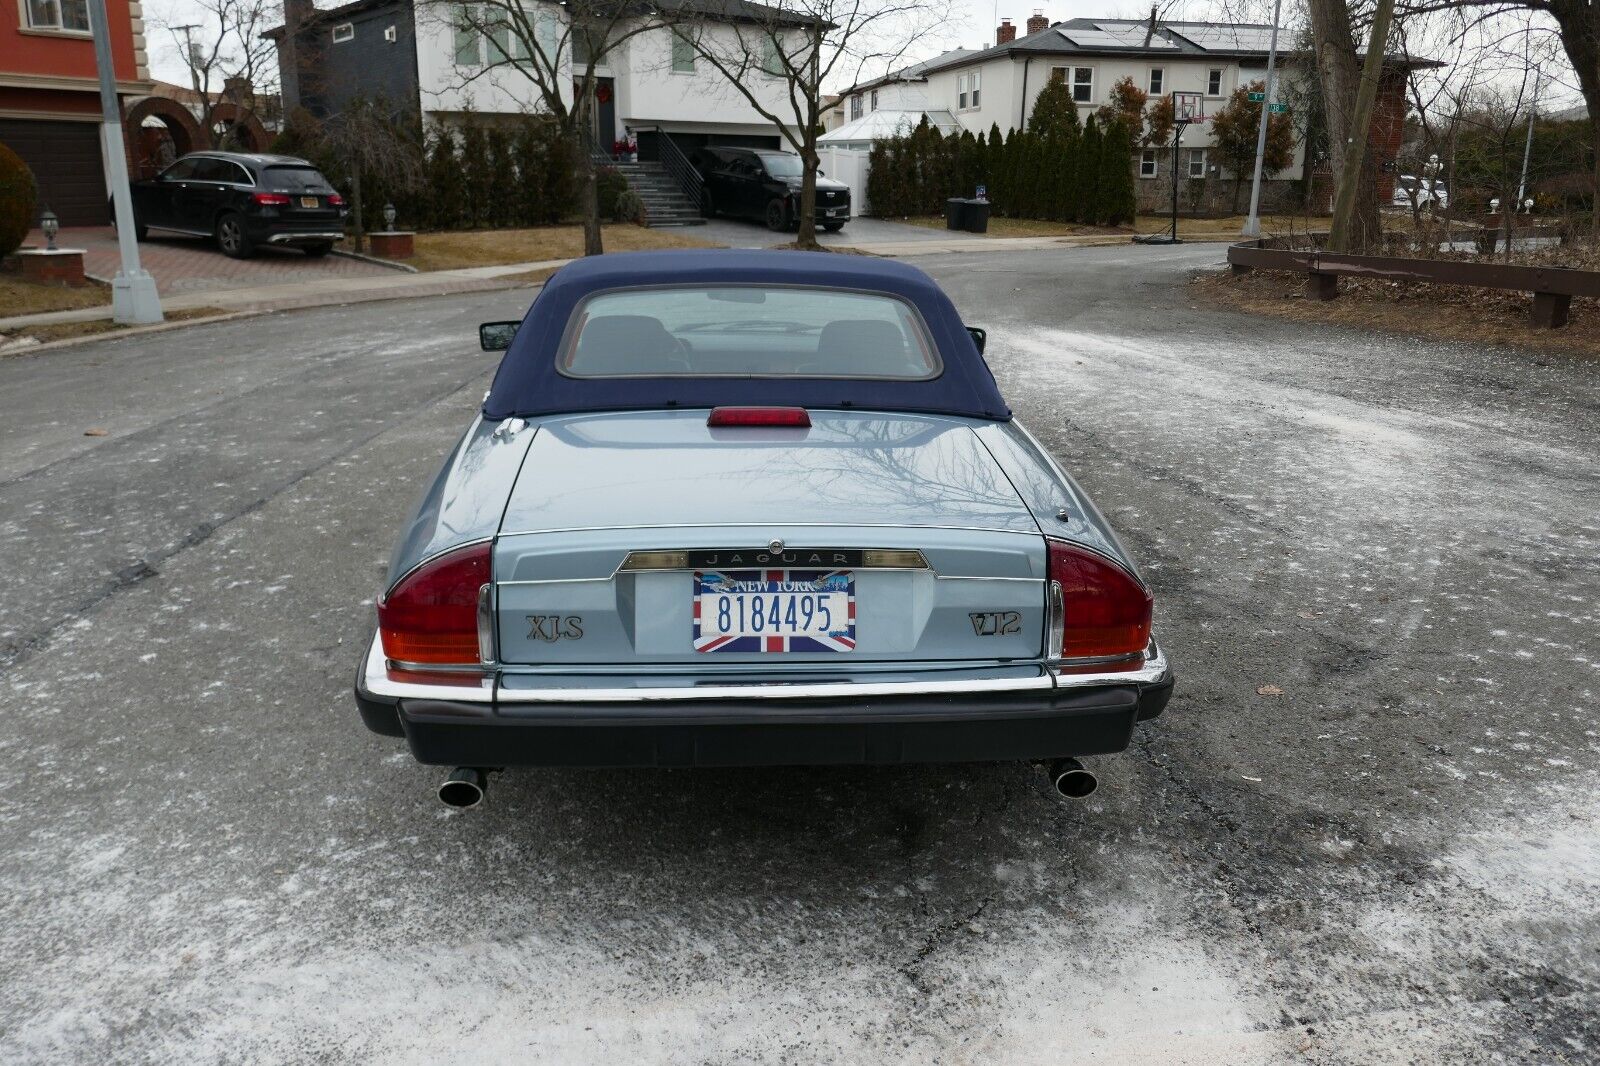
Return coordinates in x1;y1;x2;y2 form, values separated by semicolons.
262;165;332;190
559;286;941;379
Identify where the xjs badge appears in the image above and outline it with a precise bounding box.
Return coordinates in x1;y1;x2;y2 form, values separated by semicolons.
527;615;584;641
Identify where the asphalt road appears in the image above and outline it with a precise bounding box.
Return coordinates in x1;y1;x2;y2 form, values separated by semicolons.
2;244;1596;1064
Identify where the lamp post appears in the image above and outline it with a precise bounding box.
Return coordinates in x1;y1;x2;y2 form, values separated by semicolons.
89;0;162;323
40;207;60;251
383;202;397;230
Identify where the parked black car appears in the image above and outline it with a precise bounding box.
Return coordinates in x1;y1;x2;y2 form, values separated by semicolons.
114;152;348;259
692;147;851;232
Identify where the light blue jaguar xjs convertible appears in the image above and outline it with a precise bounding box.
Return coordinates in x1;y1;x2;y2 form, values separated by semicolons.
355;250;1173;807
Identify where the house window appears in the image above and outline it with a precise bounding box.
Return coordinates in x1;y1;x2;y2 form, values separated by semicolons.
1071;66;1094;104
671;32;695;73
1140;149;1157;178
850;94;863;120
571;26;592;67
761;34;783;76
1188;148;1206;178
1207;68;1223;96
869;89;878;111
25;0;91;32
453;6;480;65
957;72;981;110
331;22;353;42
1148;68;1163;95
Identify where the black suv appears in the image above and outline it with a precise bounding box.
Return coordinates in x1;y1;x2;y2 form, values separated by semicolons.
692;147;851;232
116;152;348;259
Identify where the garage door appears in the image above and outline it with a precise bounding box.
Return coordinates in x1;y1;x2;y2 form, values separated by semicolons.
0;119;108;226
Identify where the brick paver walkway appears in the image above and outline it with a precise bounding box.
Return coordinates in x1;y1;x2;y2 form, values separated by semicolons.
29;227;400;298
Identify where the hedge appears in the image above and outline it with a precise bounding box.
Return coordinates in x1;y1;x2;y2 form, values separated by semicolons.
867;112;1137;226
0;141;37;258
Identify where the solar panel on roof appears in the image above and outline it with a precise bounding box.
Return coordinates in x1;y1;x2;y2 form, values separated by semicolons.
1059;25;1177;49
1166;24;1281;51
1092;22;1178;48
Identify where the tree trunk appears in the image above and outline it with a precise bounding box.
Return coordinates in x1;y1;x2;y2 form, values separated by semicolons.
1544;0;1599;235
796;144;819;249
1307;0;1380;250
576;78;604;257
1326;0;1394;254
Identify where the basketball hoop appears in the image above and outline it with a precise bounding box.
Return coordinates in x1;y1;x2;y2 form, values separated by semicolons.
1170;91;1203;124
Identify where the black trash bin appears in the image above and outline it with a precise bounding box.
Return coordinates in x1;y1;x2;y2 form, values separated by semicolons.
965;199;991;233
945;197;968;230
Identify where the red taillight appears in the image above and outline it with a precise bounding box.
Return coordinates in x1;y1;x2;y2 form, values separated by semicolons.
707;406;811;428
377;542;490;665
326;192;345;206
252;192;291;206
1045;539;1152;671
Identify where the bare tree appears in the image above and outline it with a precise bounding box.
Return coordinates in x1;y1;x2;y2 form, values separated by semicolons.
158;0;280;149
675;0;954;248
318;97;426;252
418;0;679;255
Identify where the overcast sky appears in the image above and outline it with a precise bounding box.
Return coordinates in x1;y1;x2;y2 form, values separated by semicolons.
138;0;1584;113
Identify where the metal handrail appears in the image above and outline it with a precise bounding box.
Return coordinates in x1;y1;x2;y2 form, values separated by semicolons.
651;128;705;211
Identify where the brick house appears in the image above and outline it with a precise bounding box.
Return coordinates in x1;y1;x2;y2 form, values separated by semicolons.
0;0;154;224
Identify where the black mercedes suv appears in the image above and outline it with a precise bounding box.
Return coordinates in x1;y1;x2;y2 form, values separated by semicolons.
692;147;851;232
115;152;348;259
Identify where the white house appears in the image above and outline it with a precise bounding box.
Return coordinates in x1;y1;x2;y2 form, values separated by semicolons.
829;15;1321;211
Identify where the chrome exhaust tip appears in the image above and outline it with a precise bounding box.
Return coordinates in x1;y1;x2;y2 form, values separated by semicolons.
438;767;489;808
1046;757;1098;799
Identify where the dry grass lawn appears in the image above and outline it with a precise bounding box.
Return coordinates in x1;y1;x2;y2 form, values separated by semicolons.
0;276;112;316
896;214;1333;241
1193;268;1600;359
369;224;723;271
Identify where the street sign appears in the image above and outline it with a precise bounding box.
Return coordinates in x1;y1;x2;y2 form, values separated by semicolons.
1268;102;1289;114
1247;91;1265;102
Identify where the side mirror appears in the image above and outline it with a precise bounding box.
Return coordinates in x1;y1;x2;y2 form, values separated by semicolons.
966;326;987;354
479;321;519;351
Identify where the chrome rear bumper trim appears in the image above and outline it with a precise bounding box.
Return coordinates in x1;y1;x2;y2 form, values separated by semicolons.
360;634;1171;705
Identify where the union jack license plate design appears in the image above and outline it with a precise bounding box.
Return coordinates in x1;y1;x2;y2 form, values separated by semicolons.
693;569;856;653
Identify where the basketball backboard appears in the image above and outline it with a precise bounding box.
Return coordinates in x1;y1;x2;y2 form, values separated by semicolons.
1171;91;1203;122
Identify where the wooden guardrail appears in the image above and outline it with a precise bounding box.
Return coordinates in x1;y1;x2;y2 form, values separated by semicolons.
1227;240;1600;328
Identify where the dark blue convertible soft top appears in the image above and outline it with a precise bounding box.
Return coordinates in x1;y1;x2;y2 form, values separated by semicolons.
481;250;1011;421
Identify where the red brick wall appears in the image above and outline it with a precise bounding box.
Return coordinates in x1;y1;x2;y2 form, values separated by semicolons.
0;0;142;83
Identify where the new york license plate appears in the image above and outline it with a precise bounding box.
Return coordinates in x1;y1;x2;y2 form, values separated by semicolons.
693;569;855;653
300;196;319;208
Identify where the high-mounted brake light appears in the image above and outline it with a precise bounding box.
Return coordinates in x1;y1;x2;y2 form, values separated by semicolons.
377;542;491;667
252;192;291;206
707;406;812;428
1045;539;1152;672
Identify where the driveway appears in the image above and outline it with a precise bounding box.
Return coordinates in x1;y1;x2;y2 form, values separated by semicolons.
693;214;980;248
33;226;402;298
1;243;1596;1064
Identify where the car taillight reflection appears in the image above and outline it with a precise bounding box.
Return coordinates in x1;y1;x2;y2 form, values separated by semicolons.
1045;538;1152;671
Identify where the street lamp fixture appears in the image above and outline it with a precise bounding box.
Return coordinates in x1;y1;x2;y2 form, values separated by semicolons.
383;202;397;230
39;207;59;251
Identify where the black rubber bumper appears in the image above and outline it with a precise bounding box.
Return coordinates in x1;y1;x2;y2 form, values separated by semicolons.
355;673;1173;769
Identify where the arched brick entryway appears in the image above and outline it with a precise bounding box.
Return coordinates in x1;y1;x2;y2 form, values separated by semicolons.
124;97;202;179
208;103;271;153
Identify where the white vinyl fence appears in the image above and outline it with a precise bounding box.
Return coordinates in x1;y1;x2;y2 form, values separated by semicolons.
817;146;873;215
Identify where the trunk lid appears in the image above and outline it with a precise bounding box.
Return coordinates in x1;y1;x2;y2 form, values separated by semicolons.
493;410;1047;667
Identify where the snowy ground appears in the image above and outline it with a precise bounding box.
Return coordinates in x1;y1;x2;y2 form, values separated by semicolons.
1;244;1596;1064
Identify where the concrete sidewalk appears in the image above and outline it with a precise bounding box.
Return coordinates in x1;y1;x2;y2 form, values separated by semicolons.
1;259;567;332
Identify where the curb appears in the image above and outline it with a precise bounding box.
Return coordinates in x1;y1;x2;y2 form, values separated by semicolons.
0;310;266;358
331;248;419;273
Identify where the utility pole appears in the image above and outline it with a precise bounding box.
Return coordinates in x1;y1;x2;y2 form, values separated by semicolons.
1327;0;1396;253
1240;0;1282;239
89;0;162;323
1515;69;1538;209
